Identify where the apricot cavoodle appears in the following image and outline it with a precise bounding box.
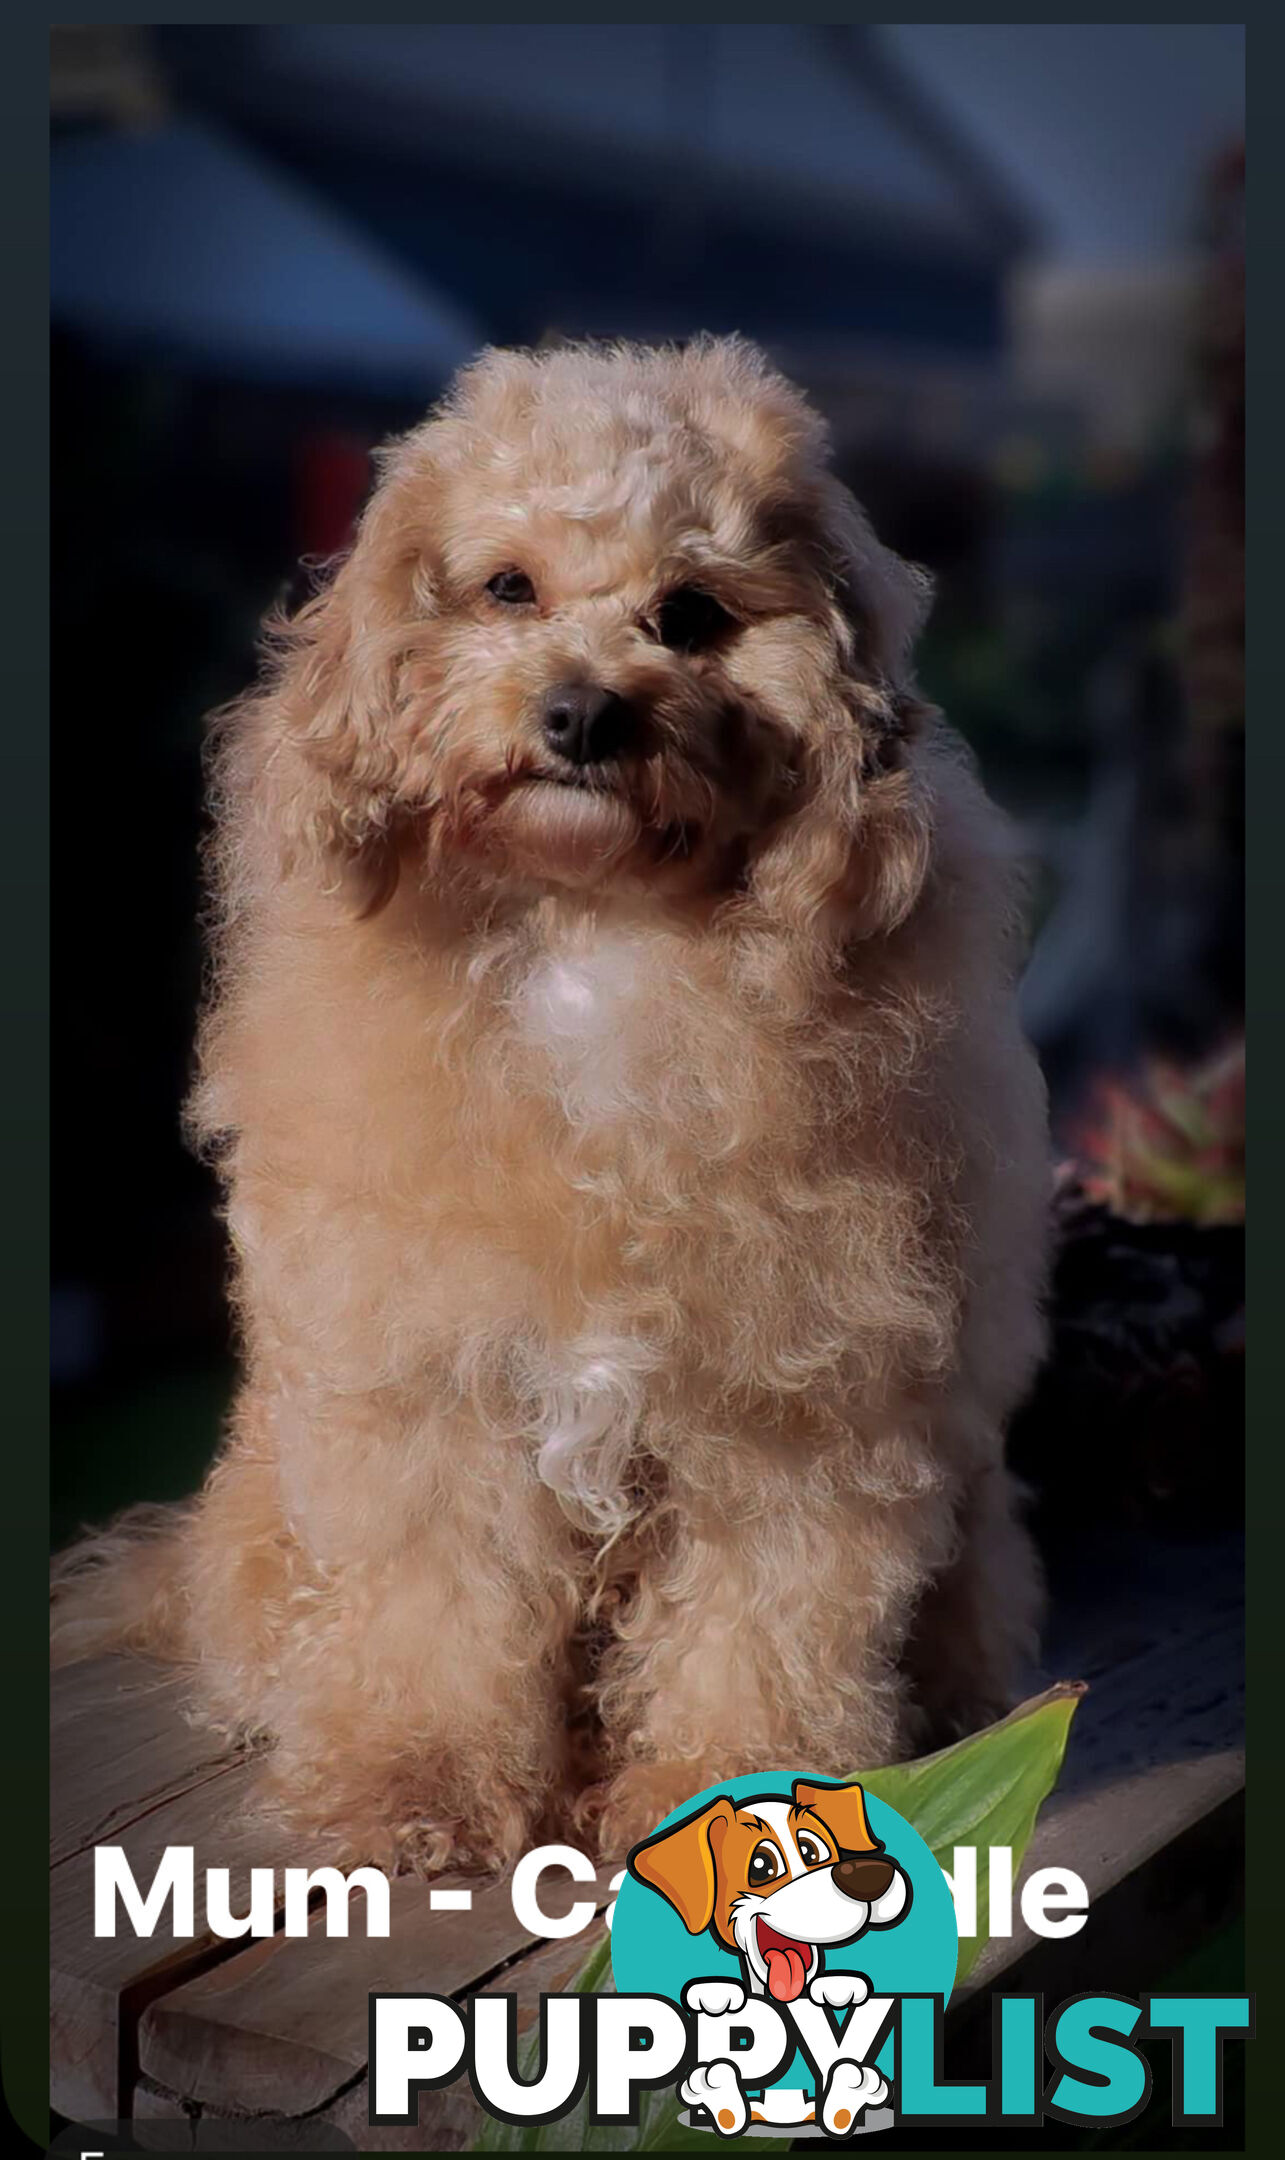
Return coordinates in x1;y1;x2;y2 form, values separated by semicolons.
53;338;1049;1872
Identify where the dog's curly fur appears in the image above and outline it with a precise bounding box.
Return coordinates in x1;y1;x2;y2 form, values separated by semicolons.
52;338;1049;1871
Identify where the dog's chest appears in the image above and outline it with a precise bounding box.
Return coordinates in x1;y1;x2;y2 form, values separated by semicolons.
503;931;675;1528
510;929;650;1122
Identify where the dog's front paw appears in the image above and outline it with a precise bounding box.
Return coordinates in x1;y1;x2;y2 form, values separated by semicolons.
685;1979;747;2017
822;2061;889;2135
682;2060;748;2137
587;1761;731;1858
809;1970;870;2010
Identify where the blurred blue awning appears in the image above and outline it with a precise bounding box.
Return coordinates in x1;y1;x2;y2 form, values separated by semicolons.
229;25;1031;257
51;118;481;391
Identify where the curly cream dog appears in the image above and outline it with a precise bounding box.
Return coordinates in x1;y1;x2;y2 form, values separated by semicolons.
53;338;1048;1871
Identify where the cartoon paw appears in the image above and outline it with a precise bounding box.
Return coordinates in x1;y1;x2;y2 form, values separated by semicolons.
682;2059;748;2136
809;1970;871;2010
684;1978;747;2017
821;2061;889;2136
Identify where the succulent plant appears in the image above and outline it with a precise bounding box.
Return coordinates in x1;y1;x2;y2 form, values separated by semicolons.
1010;1039;1244;1535
1067;1037;1244;1226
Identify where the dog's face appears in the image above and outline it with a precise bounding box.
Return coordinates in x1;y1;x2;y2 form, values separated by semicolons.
629;1779;910;2003
264;340;933;935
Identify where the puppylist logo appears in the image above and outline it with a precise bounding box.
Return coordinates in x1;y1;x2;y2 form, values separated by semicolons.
364;1770;1253;2138
613;1774;953;2136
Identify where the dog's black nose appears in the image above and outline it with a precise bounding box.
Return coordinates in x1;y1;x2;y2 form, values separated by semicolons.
541;683;635;766
832;1854;896;1904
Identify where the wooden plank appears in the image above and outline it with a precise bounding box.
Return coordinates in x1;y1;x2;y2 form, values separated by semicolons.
964;1600;1243;2000
132;2075;357;2151
51;1655;244;1866
56;1531;1243;2144
133;1678;1248;2155
325;1923;612;2154
138;1865;620;2118
50;1756;297;2123
136;1598;1242;2138
48;1644;617;2127
136;1922;613;2154
50;1649;259;2123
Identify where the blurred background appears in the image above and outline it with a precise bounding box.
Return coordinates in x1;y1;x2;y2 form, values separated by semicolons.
50;23;1244;1550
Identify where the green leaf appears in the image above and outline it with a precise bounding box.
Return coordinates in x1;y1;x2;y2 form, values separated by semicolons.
860;1680;1085;1983
471;1682;1083;2150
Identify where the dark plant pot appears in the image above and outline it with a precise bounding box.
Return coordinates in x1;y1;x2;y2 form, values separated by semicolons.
1008;1189;1244;1544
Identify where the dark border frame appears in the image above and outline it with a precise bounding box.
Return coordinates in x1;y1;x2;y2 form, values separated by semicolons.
16;9;1265;2156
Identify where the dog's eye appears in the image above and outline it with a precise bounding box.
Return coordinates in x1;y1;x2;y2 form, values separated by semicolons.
748;1840;782;1885
797;1833;829;1869
486;568;536;606
654;585;734;652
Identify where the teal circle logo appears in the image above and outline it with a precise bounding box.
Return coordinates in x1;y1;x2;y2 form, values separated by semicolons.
611;1772;957;2135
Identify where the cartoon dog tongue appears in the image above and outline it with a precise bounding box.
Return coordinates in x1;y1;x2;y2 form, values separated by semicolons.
764;1945;809;2002
758;1921;810;2003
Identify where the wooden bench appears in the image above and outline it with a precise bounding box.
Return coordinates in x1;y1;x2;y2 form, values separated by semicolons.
51;1527;1243;2151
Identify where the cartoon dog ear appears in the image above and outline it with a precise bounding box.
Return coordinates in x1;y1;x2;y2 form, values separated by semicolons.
627;1797;737;1934
792;1779;882;1857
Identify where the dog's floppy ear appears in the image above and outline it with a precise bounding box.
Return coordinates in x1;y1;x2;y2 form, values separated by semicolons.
238;434;445;916
746;480;934;950
819;475;933;697
792;1779;882;1857
628;1797;736;1934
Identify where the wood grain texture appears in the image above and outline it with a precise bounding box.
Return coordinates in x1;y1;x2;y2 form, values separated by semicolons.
135;1922;613;2153
137;1866;619;2116
965;1601;1243;1999
50;1532;1243;2144
51;1652;250;2121
51;1700;294;2124
51;1655;244;1866
324;1923;613;2154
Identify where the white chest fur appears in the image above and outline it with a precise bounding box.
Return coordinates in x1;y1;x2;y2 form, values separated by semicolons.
511;926;649;1122
524;1332;659;1536
506;925;668;1526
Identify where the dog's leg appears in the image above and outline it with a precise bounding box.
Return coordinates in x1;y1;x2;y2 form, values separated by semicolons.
587;1463;957;1854
904;1462;1044;1748
180;1387;586;1873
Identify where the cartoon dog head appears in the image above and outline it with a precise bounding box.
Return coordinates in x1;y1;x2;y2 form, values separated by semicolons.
628;1779;911;2004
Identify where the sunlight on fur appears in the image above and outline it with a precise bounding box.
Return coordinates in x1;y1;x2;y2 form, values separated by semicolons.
51;337;1050;1873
